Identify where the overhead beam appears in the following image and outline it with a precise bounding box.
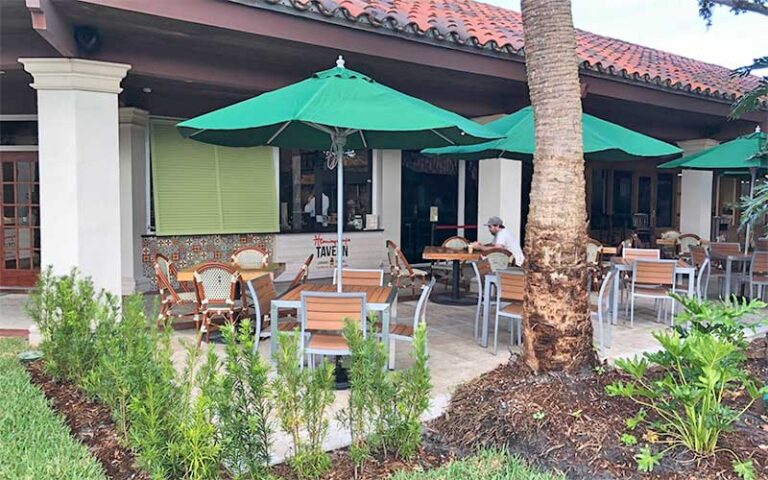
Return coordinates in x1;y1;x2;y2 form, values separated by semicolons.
25;0;76;57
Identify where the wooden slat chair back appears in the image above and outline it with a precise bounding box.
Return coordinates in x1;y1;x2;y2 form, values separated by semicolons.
302;293;367;332
752;251;768;273
335;268;384;287
633;260;676;287
288;254;314;290
623;248;660;261
246;275;299;344
231;246;268;269
757;238;768;251
442;236;469;250
677;233;701;256
689;246;708;269
710;242;741;257
749;251;768;300
498;270;525;302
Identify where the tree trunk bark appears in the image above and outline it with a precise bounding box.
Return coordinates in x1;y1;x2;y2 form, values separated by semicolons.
520;0;596;372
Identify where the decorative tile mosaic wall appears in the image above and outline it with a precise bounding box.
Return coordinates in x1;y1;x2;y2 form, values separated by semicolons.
142;233;275;289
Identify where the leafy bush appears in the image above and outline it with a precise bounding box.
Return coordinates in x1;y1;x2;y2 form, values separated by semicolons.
273;331;335;479
607;297;766;476
211;320;272;479
672;294;766;350
390;448;563;480
0;338;106;480
27;267;105;383
341;318;432;473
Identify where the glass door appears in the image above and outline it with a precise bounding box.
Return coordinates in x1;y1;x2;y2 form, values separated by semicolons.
655;173;674;228
0;152;40;287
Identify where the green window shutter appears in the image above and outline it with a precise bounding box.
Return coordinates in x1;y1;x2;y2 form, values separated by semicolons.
150;120;278;235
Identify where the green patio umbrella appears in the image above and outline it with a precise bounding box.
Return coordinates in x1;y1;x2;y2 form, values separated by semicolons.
177;57;498;290
421;106;682;162
659;130;768;252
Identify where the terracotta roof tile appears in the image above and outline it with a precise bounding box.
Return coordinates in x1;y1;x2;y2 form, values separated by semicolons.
248;0;763;103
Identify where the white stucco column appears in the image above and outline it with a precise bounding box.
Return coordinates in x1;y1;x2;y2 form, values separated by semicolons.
379;150;402;249
477;158;522;243
677;139;719;240
119;107;150;294
20;58;131;294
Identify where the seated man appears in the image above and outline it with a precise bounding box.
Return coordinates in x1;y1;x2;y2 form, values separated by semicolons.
470;216;525;267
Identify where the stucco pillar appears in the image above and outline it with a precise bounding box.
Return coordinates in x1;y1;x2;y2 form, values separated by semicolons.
119;107;150;294
379;149;402;246
20;58;131;294
478;158;522;243
677;139;719;240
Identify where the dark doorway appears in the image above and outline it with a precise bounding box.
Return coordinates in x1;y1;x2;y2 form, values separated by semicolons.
401;152;459;261
656;173;674;228
613;170;633;231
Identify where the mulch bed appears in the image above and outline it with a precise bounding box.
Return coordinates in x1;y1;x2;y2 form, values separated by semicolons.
24;360;150;480
427;337;768;479
271;444;452;480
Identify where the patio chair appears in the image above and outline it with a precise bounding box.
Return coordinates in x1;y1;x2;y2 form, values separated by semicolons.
193;262;243;344
708;242;745;297
441;236;469;250
471;259;494;340
287;253;314;291
231;245;268;269
629;259;677;327
757;237;768;251
657;229;680;257
586;238;604;292
385;240;428;296
376;277;436;369
244;274;299;347
432;236;470;289
484;247;513;273
494;270;525;355
623;247;660;260
677;233;701;258
749;250;768;301
300;291;367;369
154;254;198;328
591;269;616;355
334;268;384;287
685;246;711;300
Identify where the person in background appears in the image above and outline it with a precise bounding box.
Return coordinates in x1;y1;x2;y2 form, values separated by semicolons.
470;216;525;266
304;192;329;221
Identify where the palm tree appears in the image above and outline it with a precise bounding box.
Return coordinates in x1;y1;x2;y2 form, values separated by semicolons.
520;0;595;372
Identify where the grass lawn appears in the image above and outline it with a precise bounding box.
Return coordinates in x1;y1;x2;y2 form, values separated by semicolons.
390;449;564;480
0;338;106;480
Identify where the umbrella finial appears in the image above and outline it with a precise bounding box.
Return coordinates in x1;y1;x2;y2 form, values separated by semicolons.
336;55;346;69
757;125;761;133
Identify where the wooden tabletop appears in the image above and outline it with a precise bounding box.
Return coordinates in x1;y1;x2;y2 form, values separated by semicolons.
611;257;691;268
422;246;482;262
655;239;676;246
279;283;396;305
176;262;286;282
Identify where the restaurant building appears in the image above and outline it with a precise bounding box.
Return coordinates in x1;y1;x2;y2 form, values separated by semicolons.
0;0;765;293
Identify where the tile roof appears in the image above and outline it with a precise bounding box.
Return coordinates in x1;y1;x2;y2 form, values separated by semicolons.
250;0;763;104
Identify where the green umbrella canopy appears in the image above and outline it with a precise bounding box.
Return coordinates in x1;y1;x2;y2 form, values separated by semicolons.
421;106;682;162
658;131;767;169
177;59;498;149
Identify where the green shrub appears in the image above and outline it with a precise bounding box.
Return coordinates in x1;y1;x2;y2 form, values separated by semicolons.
27;268;106;383
672;294;766;351
0;338;106;480
341;318;432;471
273;331;335;479
607;297;766;476
390;448;563;480
212;320;272;479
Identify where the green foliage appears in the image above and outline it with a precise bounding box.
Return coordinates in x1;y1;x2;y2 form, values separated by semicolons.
740;173;768;236
531;411;545;421
733;459;756;480
624;409;646;430
390;448;564;480
672;294;766;351
619;433;637;446
273;331;335;479
27;267;104;383
340;318;432;473
607;298;767;472
211;321;272;479
0;338;107;480
635;446;663;473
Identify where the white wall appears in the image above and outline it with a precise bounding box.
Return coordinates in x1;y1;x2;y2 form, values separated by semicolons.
680;170;714;239
379;149;402;258
477;158;523;244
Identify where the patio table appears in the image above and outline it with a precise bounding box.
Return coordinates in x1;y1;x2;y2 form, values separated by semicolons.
423;246;481;305
269;283;397;364
708;252;751;298
176;262;286;282
609;257;694;326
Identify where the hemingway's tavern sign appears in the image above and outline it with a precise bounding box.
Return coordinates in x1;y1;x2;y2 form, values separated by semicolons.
313;234;350;269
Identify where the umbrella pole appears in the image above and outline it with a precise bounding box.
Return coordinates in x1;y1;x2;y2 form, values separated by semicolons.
745;168;756;255
333;133;347;292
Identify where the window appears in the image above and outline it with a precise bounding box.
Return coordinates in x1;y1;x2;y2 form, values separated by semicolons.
0;120;38;146
278;149;372;233
150;120;278;236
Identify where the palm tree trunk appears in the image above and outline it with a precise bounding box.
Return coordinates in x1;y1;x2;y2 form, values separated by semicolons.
520;0;596;372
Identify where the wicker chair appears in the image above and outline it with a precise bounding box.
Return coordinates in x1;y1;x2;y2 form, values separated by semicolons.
484;247;513;272
432;236;470;289
193;262;243;344
586;238;604;292
154;254;198;328
677;233;701;258
385;240;428;295
231;246;268;269
288;254;314;291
